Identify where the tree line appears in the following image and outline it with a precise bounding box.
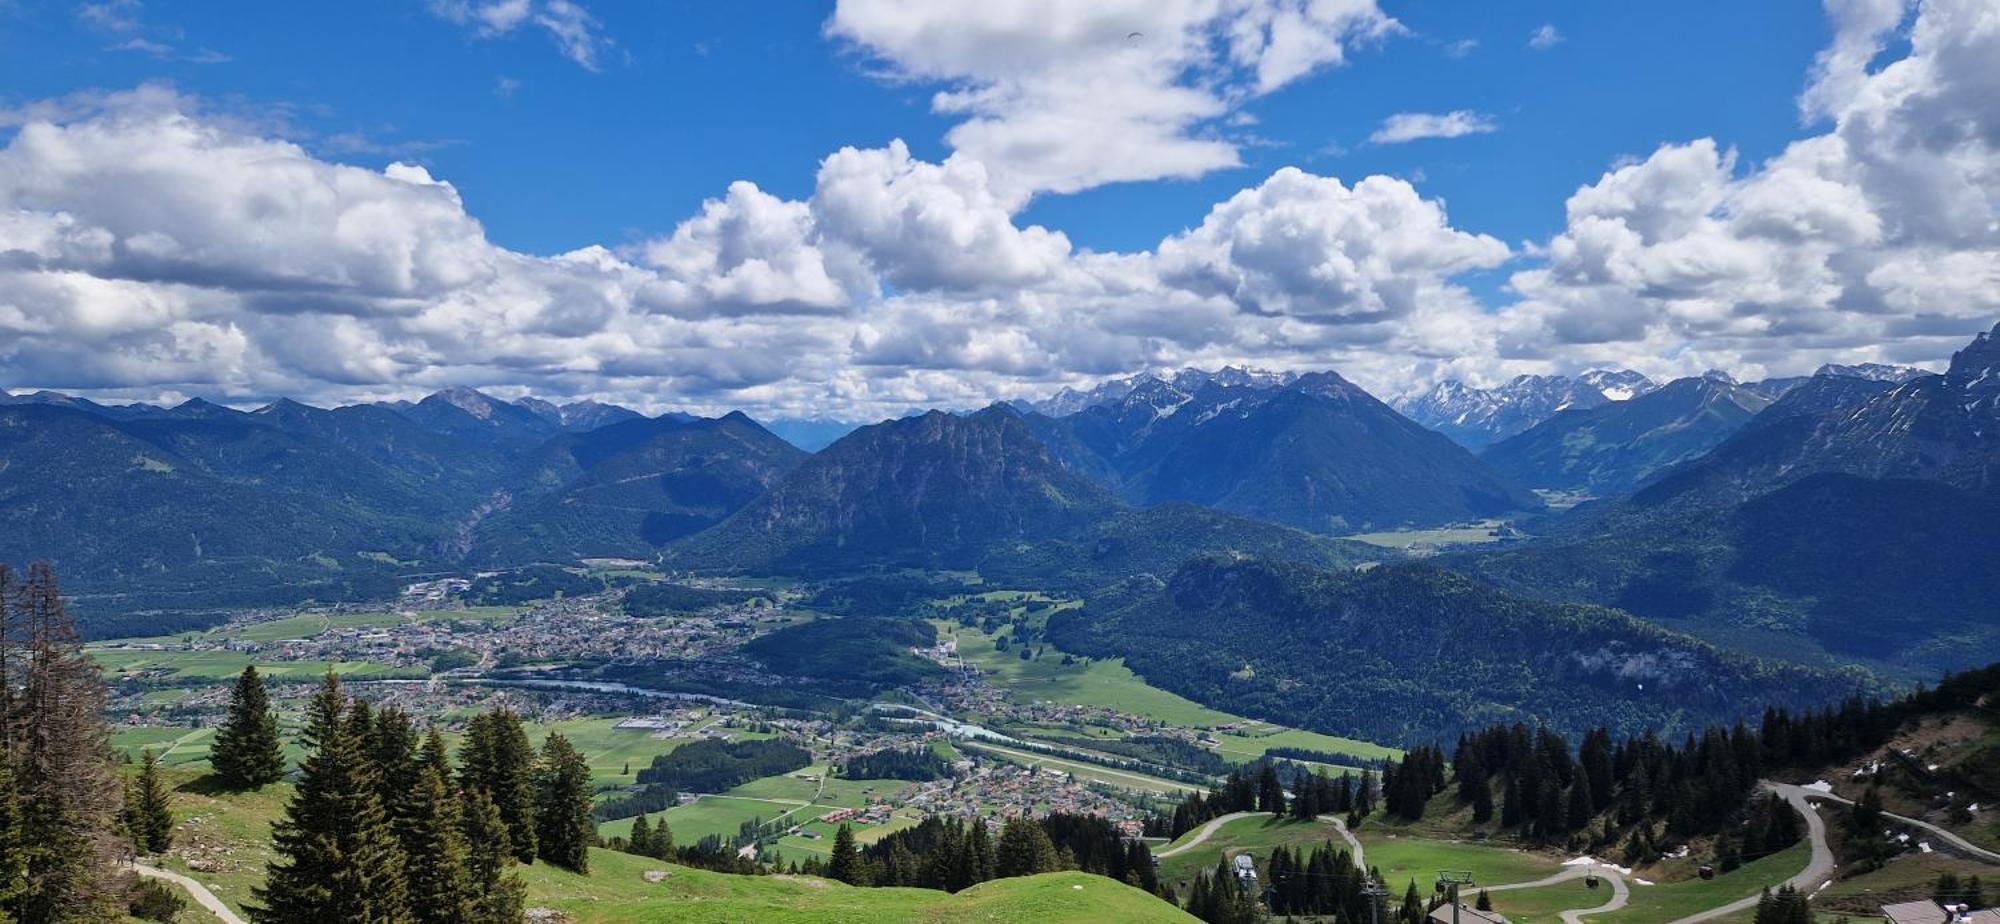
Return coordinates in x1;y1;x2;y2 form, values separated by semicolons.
1151;763;1379;839
780;812;1161;898
243;672;593;923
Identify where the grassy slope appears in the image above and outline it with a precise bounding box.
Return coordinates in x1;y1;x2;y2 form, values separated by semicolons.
1358;831;1563;891
524;850;1196;923
1611;842;1811;924
142;768;1191;923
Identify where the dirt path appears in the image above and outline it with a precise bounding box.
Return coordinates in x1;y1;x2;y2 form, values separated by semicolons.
132;862;245;924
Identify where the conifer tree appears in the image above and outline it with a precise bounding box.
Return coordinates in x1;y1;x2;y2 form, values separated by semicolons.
251;672;409;924
628;813;653;857
461;787;526;924
461;710;538;864
9;562;123;923
533;733;592;873
994;817;1058;878
0;757;25;916
827;823;863;884
1400;880;1426;924
128;748;174;854
400;761;474;924
211;665;285;789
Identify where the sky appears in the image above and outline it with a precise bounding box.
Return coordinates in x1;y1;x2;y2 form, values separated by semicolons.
1;0;1997;421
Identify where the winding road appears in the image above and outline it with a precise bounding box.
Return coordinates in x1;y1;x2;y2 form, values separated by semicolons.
1794;786;2000;864
1156;779;1992;924
1664;782;1837;924
132;862;245;924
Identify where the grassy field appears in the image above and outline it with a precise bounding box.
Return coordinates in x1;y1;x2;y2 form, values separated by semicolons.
523;850;1196;923
1347;521;1511;550
1479;879;1608;923
1606;842;1810;924
90;648;420;681
938;620;1394;765
100;606;525;648
961;741;1201;795
523;715;774;789
1359;831;1563;891
1153;814;1351;888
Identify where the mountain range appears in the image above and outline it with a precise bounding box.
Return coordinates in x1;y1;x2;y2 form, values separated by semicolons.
4;323;1994;701
1455;325;2000;675
1479;375;1776;497
1027;371;1541;533
1396;371;1643;451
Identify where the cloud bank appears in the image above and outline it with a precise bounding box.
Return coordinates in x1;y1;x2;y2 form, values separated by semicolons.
2;0;1996;420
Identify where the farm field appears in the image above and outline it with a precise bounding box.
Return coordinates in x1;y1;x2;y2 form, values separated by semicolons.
91;647;420;681
1346;521;1513;550
961;741;1201;794
938;620;1394;765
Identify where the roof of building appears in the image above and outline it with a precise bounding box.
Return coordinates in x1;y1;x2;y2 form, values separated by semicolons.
1430;904;1508;924
1883;899;1946;924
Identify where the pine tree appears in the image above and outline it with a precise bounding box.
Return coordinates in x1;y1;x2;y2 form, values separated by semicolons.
1476;890;1493;911
460;710;538;864
211;665;285;789
129;748;174;854
251;672;410;923
400;761;474;924
0;757;26;915
533;733;592;873
628;814;655;858
1258;763;1286;815
9;562;123;922
994;817;1058;878
827;823;863;884
461;787;527;924
1399;880;1426;924
1471;772;1495;824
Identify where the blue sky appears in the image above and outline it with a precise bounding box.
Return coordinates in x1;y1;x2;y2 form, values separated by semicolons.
1;1;1833;256
0;1;1994;420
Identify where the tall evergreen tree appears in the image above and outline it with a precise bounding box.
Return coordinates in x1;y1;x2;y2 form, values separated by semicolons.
460;787;527;924
251;672;410;924
211;666;285;790
9;562;123;923
0;757;26;916
128;748;174;855
827;824;863;884
532;733;592;873
460;710;537;864
399;762;474;924
994;817;1059;878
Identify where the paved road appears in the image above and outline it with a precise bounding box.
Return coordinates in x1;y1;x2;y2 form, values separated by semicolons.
1478;864;1630;924
1796;787;2000;864
1667;782;1837;924
132;862;245;924
1153;811;1260;859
